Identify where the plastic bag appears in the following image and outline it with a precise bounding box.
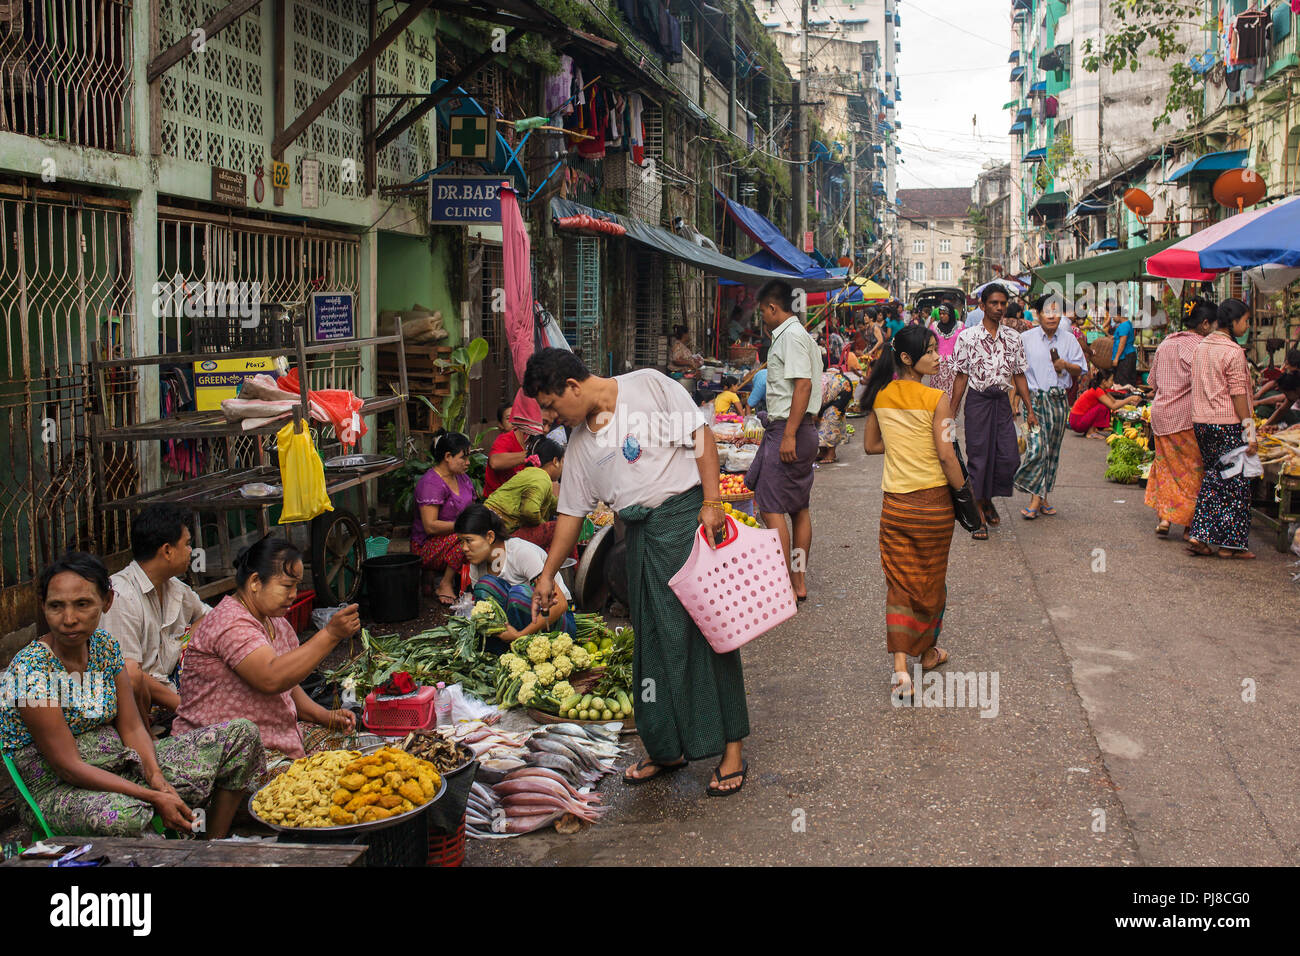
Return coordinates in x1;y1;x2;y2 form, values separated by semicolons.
277;420;333;523
440;682;502;723
312;605;345;632
450;591;475;620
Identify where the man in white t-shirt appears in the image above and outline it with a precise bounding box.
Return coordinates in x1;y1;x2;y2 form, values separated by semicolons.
523;348;751;797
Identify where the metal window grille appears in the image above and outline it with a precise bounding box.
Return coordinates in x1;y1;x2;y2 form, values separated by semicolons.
561;236;602;370
627;252;665;370
629;103;663;222
0;0;134;152
0;190;136;596
469;241;511;419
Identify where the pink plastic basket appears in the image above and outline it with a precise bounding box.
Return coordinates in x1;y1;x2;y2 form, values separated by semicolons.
669;515;797;653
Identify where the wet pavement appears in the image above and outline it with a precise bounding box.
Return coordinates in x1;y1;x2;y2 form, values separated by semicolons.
467;429;1300;866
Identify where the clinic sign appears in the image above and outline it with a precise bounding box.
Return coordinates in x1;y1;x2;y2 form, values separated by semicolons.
428;175;503;225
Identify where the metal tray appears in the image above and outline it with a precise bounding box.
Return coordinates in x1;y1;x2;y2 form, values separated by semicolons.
323;453;402;471
248;763;447;836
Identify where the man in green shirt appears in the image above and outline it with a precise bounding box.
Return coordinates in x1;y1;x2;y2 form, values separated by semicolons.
746;279;822;601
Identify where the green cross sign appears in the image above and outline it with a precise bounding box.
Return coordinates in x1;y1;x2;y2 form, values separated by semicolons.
449;115;493;161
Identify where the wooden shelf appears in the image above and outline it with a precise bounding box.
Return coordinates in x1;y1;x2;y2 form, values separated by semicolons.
93;395;403;442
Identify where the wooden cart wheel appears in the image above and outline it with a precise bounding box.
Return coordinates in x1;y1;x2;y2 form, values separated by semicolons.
310;509;364;606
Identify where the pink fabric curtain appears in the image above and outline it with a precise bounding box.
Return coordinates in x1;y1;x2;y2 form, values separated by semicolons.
500;183;544;434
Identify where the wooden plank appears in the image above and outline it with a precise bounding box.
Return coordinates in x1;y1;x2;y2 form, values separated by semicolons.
1;836;366;867
147;0;265;83
272;0;434;157
89;334;402;371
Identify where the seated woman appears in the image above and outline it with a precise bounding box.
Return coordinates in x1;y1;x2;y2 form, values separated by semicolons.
484;438;565;550
1;552;263;838
1068;367;1142;438
714;377;742;417
816;370;855;464
410;431;475;605
668;325;702;375
174;537;360;780
454;505;577;653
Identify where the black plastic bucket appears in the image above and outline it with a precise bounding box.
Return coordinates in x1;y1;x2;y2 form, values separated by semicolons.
362;553;421;622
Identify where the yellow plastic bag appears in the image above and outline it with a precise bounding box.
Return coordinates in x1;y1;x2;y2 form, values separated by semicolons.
277;420;333;523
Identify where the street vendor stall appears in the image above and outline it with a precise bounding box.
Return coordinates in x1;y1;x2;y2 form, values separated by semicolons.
88;318;410;606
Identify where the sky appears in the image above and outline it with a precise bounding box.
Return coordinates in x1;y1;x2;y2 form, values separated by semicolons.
894;0;1013;191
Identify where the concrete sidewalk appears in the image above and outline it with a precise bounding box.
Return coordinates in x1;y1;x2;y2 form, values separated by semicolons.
467;432;1299;866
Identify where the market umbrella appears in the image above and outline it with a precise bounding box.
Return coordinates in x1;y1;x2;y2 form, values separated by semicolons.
1146;194;1300;280
973;277;1026;298
1198;194;1300;270
808;276;890;306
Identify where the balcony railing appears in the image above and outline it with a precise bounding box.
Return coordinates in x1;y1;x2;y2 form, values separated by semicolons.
0;0;133;152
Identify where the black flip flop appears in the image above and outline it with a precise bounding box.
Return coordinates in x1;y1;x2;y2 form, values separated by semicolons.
707;760;748;798
971;525;989;540
623;757;688;786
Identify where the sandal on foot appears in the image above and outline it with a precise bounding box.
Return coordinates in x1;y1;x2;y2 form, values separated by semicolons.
622;757;688;786
1217;549;1256;560
1155;522;1171;537
921;648;950;672
971;525;989;540
1186;541;1214;557
1039;504;1057;516
707;760;748;797
1021;507;1038;520
891;671;915;700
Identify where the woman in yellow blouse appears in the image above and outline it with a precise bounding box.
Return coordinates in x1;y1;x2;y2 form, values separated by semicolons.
860;325;967;701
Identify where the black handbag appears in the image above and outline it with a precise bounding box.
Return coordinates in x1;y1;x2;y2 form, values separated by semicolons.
949;441;983;532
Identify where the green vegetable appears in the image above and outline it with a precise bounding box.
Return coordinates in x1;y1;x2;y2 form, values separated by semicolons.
560;693;583;712
579;709;590;720
601;709;613;720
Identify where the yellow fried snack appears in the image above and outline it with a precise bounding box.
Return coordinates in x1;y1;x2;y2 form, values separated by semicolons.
417;772;436;798
361;764;386;778
332;788;352;806
251;749;363;827
356;805;394;822
344;792;380;813
398;779;425;805
329;806;357;826
338;773;366;792
383;771;404;790
378;794;403;810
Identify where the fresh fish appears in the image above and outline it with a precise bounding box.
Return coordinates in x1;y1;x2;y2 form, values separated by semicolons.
501;792;601;823
528;735;584;762
583;724;621;743
495;776;601;805
506;767;590;799
545;724;594;738
470;782;497;805
528;751;584;782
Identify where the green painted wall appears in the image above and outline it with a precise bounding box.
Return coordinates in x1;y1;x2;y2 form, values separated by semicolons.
376;233;460;346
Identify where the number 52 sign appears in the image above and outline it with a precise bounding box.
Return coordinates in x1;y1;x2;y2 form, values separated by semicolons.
271;161;290;190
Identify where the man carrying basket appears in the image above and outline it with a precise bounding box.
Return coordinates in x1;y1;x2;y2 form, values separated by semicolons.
524;349;751;797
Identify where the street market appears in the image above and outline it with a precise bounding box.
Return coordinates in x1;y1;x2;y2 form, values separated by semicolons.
1;1;1299;911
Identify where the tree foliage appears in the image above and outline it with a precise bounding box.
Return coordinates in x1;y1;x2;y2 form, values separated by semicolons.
1080;0;1212;131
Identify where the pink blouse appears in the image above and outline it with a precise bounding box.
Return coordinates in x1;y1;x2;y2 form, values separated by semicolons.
174;595;304;757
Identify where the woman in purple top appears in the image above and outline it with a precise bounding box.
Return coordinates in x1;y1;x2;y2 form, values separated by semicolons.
411;431;475;605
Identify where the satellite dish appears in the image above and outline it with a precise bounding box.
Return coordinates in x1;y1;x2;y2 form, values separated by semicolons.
1123;188;1154;220
1213;168;1267;212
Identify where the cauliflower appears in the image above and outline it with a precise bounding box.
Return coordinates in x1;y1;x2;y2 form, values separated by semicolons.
552;654;573;679
553;680;574;700
550;633;574;657
517;680;538;705
472;598;508;636
499;653;528;678
568;645;591;670
472;600;496;619
533;661;557;687
526;635;552;664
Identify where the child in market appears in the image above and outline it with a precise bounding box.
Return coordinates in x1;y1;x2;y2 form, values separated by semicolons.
714;377;742;417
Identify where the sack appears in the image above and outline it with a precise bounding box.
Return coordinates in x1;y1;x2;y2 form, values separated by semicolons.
668;515;797;654
949;442;982;532
277;421;334;523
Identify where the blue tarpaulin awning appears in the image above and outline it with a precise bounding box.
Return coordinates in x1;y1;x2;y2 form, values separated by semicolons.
1166;150;1249;182
551;197;841;289
872;182;887;195
714;187;827;276
1009;50;1020;62
1024;147;1047;162
1011;65;1025;80
1088;237;1120;252
1068;199;1109;218
1016;107;1032;120
1009;122;1026;135
1029;80;1047;93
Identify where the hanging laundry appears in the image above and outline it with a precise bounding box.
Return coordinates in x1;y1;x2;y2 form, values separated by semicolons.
628;93;645;165
577;85;608;158
545;55;574;116
1233;9;1271;60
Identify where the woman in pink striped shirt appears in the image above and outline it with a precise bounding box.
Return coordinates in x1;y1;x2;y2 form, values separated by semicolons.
1145;301;1215;540
1187;300;1256;559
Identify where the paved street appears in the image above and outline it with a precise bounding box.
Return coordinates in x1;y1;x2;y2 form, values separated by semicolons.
468;432;1300;866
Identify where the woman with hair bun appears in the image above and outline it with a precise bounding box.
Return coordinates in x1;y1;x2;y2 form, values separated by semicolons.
411;430;475;605
174;536;361;776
